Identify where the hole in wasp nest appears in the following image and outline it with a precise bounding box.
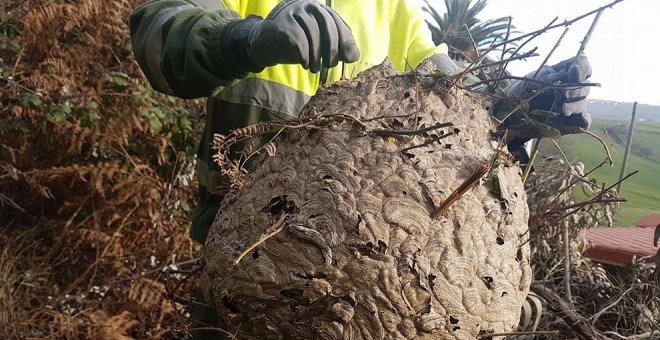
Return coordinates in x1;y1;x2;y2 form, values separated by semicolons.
482;276;494;289
261;195;298;215
449;315;459;324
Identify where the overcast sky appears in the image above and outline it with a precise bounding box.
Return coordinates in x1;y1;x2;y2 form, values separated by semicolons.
428;0;659;105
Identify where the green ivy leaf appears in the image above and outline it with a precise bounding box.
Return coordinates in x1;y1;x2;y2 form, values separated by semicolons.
46;110;67;123
81;110;101;128
46;103;71;123
110;71;130;89
20;92;42;108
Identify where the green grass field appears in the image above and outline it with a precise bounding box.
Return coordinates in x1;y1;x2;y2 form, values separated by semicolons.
546;119;660;226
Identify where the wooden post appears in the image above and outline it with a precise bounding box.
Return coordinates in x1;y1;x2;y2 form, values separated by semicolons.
617;102;638;194
561;9;605;306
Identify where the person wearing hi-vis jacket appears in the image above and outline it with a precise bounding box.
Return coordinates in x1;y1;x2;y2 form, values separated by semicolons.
130;0;592;246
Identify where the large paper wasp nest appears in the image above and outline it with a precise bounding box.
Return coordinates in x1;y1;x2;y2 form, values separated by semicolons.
203;60;531;339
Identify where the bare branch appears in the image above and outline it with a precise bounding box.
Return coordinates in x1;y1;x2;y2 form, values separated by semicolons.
530;197;627;222
521;170;638;247
370;122;454;137
0;192;26;213
531;283;605;339
464;23;481;61
492;16;514;91
465;76;600;90
499;16;513;61
234;214;287;265
432;161;490;219
576;9;605;58
490;0;625;50
462;49;538;75
533;27;570;79
478;330;560;338
107;258;202;286
590;286;635;323
550;139;580;177
580;128;613;165
494;16;559;87
548;159;608;210
448;45;474;63
0;74;40;96
400;129;458;153
523;138;541;184
450;37;500;88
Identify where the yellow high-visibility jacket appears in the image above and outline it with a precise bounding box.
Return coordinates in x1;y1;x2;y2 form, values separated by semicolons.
130;0;447;242
221;0;447;97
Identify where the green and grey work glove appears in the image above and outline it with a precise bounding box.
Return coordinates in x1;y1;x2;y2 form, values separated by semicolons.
225;0;360;74
507;56;593;134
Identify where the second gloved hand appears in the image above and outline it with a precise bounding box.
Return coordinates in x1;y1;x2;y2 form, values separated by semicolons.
507;56;593;134
226;0;360;73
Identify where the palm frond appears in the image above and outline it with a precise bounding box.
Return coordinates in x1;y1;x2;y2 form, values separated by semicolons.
424;0;520;59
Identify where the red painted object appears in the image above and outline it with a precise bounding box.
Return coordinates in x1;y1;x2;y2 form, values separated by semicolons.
582;216;660;267
634;215;660;229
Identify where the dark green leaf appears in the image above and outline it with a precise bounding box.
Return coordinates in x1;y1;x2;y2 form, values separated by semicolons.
110;71;130;89
529;109;559;121
20;92;42;108
536;123;561;140
490;165;510;205
148;115;162;133
493;97;525;122
45;103;71;123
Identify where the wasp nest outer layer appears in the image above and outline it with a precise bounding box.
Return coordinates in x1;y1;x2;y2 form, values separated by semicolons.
203;60;532;339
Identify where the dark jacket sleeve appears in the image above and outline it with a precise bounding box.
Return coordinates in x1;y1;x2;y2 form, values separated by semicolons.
130;0;246;99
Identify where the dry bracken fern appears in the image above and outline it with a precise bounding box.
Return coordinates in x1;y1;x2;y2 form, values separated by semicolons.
1;0;200;338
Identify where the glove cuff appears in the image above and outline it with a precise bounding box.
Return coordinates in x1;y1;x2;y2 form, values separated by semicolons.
223;16;265;74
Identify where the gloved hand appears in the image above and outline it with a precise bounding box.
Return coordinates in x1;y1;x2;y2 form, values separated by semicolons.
225;0;360;73
507;56;593;134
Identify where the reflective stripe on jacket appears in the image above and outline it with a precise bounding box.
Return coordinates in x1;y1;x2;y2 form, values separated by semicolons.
221;0;447;98
199;0;447;190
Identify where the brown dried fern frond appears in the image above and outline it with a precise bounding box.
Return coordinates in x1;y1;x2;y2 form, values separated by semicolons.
128;278;169;311
1;0;202;338
88;310;139;340
21;0;101;49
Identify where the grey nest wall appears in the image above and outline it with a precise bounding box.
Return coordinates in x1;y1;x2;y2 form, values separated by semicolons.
203;60;531;339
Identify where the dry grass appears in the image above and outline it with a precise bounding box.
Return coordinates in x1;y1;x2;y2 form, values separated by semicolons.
0;242;22;337
526;157;659;338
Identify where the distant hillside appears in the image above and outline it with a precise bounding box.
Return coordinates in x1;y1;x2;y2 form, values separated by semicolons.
550;119;660;226
605;121;660;162
587;100;660;122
